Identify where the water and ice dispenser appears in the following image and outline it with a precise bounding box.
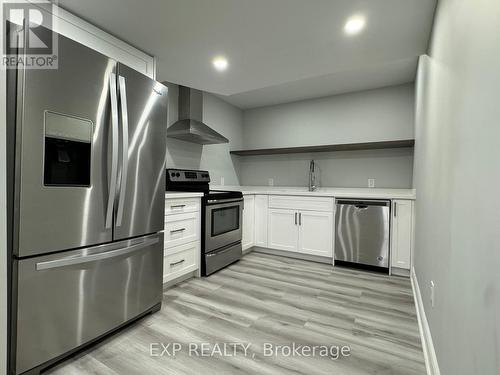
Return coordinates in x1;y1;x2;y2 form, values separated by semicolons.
43;111;93;187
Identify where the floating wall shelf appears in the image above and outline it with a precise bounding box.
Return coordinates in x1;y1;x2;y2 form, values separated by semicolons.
230;139;415;156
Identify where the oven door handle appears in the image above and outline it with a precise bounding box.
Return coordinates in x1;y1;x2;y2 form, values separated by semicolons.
206;198;243;205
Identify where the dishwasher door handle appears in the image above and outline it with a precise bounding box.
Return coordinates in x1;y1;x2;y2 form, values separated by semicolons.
354;205;369;210
337;200;390;207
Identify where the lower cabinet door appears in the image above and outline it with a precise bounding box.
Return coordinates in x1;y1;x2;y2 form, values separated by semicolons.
254;195;268;247
391;200;413;270
267;209;298;252
298;211;333;257
242;195;255;250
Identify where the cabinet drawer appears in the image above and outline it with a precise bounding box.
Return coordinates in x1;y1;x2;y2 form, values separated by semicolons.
164;212;200;249
268;195;334;212
165;198;200;216
163;242;199;283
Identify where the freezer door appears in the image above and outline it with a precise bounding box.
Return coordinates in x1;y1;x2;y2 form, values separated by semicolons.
14;28;117;257
13;233;163;374
114;64;167;240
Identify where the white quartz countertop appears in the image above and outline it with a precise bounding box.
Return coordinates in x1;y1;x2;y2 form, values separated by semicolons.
165;192;204;199
211;186;416;200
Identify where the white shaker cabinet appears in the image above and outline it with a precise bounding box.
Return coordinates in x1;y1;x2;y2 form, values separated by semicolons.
390;200;414;270
242;195;255;250
254;195;269;247
267;209;299;252
164;196;201;284
298;211;333;257
267;196;334;258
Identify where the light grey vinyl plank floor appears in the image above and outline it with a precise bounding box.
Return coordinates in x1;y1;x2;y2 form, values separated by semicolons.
46;252;426;375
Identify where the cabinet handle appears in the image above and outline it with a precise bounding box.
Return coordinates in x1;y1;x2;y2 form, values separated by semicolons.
295;212;297;225
170;259;185;267
394;202;397;217
170;228;186;234
299;212;302;226
171;204;186;209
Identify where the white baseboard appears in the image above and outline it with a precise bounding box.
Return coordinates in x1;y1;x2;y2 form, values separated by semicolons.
391;267;410;278
242;246;255;255
410;267;441;375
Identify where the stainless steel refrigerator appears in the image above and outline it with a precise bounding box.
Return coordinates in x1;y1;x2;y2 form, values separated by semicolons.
7;26;167;374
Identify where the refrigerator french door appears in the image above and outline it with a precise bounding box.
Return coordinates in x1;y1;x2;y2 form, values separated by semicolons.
113;63;168;240
8;28;167;374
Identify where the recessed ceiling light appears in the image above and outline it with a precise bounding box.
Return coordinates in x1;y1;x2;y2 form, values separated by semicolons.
212;56;228;72
344;16;366;35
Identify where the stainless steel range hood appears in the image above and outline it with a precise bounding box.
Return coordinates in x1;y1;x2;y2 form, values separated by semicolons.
167;86;229;144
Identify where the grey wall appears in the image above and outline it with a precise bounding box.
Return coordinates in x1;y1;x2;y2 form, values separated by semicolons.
164;83;243;186
413;1;500;374
243;83;415;149
240;84;415;188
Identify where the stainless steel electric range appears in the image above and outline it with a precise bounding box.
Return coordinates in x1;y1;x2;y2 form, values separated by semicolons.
166;169;243;275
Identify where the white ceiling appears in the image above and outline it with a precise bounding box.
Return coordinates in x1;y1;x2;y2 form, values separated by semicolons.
59;0;436;109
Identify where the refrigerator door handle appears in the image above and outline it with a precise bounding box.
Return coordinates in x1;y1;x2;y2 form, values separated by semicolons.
36;237;159;271
106;72;119;229
116;75;129;227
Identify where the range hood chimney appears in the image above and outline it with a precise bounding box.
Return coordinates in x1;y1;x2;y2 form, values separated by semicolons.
167;86;229;145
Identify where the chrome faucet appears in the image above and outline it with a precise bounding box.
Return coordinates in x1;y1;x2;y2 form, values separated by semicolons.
308;159;317;192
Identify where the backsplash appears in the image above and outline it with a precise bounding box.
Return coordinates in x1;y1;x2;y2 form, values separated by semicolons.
239;148;413;188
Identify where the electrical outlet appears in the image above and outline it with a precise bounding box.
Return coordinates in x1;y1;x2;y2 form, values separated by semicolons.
220;176;225;186
430;281;435;307
368;178;375;188
268;178;274;186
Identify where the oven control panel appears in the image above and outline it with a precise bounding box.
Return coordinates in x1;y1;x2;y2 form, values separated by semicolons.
166;169;210;183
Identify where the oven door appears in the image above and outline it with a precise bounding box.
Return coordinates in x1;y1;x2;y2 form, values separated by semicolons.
205;198;243;253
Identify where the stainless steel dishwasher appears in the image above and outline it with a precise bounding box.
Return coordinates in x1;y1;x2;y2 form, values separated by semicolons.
335;200;390;269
